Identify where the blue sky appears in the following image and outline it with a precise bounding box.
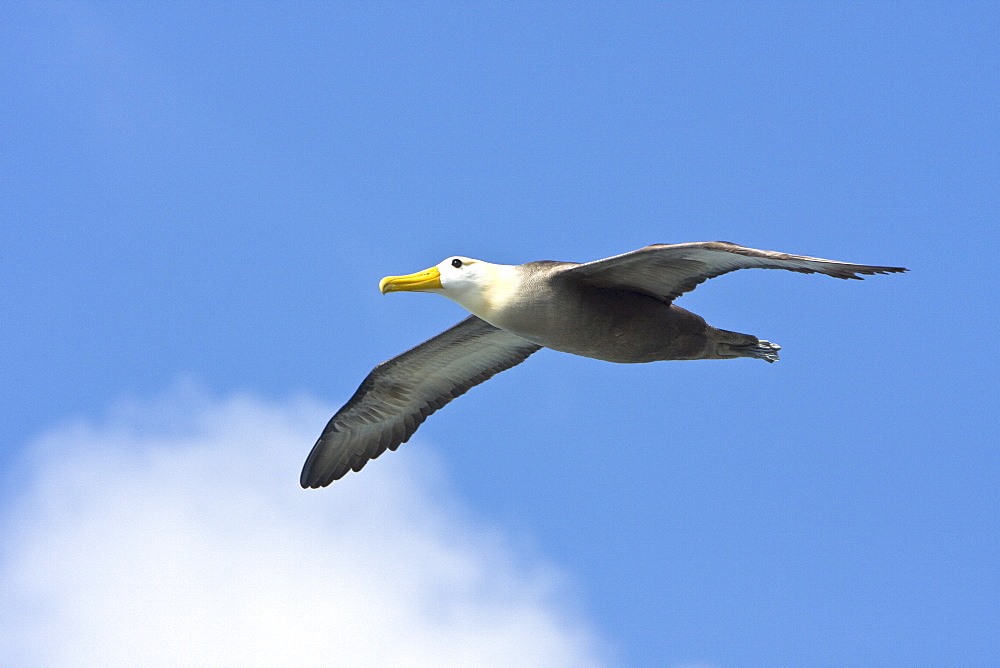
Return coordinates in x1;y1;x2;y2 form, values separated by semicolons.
2;2;998;665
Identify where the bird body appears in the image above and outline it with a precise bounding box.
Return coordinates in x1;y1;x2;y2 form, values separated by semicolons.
301;241;906;488
486;269;720;363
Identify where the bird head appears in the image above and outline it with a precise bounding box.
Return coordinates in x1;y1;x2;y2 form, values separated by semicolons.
379;256;518;319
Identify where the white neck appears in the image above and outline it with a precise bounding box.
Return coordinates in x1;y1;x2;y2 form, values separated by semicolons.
439;261;522;322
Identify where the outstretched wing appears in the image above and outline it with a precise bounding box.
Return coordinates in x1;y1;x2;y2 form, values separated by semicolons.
301;315;542;488
559;241;907;303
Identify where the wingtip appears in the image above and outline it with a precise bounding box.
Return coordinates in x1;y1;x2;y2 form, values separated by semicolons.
299;455;332;489
300;462;339;489
300;454;353;488
300;474;334;489
869;265;909;276
844;265;908;279
299;469;321;489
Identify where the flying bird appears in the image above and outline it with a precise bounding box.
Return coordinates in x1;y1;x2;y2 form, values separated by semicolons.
301;241;906;488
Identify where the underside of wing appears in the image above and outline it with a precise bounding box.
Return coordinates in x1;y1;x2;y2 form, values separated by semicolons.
300;316;542;488
559;241;907;302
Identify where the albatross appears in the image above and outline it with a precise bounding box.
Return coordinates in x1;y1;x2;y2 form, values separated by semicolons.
301;241;905;488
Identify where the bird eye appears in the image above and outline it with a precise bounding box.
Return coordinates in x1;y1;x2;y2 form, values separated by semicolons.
451;258;463;268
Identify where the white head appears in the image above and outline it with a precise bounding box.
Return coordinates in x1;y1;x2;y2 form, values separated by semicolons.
378;256;519;318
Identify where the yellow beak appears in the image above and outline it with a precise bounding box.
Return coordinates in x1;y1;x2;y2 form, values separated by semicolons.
379;266;443;294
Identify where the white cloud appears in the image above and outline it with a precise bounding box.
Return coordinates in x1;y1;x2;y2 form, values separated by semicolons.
0;385;606;667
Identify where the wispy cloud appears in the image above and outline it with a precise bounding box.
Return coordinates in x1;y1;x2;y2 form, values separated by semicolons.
0;385;605;667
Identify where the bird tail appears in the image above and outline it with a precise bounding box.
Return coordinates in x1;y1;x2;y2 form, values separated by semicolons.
729;339;781;363
709;327;781;363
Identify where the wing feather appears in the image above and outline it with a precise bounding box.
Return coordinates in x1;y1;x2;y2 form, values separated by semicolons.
559;241;907;302
300;315;542;488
